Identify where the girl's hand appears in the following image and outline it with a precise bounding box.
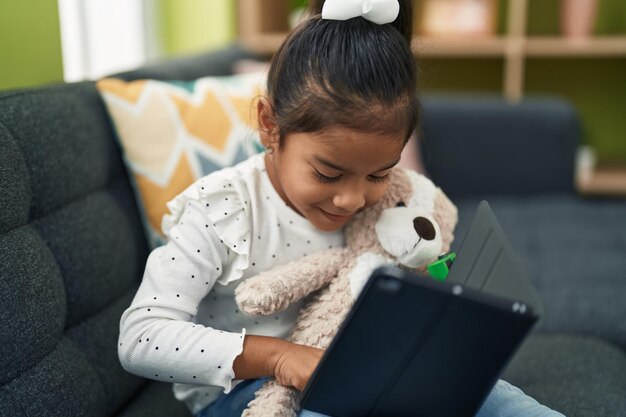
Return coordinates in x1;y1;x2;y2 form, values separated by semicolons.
271;342;324;391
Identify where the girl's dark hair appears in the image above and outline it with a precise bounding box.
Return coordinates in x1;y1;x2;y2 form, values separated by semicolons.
266;0;418;146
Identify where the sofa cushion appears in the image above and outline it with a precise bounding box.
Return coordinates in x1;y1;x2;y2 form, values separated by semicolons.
454;196;626;350
115;382;189;417
419;96;580;199
0;83;151;416
0;83;127;222
96;73;265;249
0;122;30;235
503;333;626;417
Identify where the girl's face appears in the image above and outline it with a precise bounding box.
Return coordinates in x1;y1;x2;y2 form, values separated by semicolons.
264;126;405;232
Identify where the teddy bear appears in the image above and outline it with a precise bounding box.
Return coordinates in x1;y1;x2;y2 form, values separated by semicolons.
234;167;458;417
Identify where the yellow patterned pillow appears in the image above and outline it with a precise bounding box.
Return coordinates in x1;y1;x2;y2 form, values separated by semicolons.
97;72;265;248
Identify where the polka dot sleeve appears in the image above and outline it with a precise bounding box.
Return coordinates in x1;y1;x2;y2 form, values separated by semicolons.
162;173;251;286
118;197;246;394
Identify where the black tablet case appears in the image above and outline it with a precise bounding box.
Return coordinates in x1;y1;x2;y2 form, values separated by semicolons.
447;201;544;317
300;201;541;417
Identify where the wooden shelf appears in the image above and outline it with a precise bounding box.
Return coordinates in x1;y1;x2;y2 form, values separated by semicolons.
242;34;514;58
414;36;626;58
236;0;626;101
525;36;626;57
241;33;626;59
412;36;509;57
577;168;626;197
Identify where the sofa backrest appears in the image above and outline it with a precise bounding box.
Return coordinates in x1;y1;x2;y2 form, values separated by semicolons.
418;96;580;200
0;44;261;417
0;82;150;416
114;43;259;81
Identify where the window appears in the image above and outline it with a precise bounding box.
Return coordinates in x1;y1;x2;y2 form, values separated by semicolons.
58;0;154;81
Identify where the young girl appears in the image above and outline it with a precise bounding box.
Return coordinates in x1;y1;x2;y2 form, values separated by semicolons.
119;1;565;416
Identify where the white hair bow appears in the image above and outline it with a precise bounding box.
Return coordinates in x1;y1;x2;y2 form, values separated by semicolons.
322;0;400;25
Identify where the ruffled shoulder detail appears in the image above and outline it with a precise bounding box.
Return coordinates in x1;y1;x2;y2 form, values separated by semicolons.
161;167;252;286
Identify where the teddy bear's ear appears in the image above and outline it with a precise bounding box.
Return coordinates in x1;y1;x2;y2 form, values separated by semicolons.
402;168;438;212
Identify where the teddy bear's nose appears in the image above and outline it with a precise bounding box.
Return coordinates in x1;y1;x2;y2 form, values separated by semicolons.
413;217;436;241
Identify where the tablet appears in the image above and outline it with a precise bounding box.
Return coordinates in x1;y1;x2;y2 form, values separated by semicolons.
300;203;539;417
447;201;544;317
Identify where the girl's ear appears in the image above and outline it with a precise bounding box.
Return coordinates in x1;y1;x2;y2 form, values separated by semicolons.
257;98;279;148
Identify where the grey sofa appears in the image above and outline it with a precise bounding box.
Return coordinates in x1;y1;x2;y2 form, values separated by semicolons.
419;97;626;417
0;44;624;417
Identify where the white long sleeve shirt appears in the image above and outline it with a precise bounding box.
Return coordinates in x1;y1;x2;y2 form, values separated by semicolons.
118;153;344;414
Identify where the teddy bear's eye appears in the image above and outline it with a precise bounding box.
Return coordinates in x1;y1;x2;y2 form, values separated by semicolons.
396;201;406;207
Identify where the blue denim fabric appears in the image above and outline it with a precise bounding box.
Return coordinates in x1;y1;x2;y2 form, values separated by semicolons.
476;379;566;417
194;378;331;417
195;378;266;417
195;378;564;417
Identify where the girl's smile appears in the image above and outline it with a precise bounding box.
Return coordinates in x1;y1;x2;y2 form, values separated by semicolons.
262;125;405;232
